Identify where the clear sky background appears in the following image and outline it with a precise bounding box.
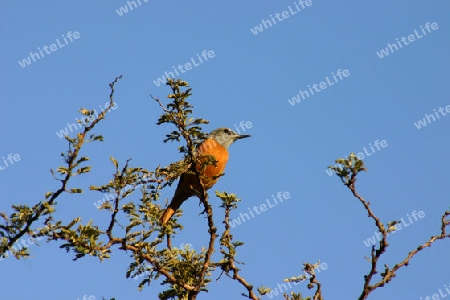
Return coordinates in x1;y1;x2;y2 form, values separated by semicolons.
1;1;449;299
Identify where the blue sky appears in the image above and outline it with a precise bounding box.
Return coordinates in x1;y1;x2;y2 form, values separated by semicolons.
1;1;449;299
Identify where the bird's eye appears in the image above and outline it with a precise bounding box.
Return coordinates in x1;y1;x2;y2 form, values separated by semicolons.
224;129;230;134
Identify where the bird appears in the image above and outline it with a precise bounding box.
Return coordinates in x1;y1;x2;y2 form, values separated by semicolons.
160;127;250;225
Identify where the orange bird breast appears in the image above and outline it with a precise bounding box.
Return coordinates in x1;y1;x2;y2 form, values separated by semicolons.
159;135;240;225
196;138;229;189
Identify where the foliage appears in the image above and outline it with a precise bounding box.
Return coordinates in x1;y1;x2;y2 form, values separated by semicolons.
1;77;449;300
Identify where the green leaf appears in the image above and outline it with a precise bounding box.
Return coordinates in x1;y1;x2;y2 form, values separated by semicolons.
76;156;90;164
93;135;104;141
56;167;69;174
75;166;91;174
110;157;118;169
80;108;90;115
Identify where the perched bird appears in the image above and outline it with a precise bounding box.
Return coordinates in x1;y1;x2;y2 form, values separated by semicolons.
160;128;250;225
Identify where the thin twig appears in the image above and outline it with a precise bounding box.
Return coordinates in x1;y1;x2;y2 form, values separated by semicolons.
222;200;258;300
338;159;450;300
1;75;122;255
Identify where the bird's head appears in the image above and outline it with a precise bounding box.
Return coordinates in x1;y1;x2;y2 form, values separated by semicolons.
206;127;250;149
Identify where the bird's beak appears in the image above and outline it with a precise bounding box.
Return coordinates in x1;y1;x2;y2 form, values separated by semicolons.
235;134;251;140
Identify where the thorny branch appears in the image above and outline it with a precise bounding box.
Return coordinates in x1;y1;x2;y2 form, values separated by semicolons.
0;75;122;258
220;193;258;300
151;80;218;299
329;153;450;300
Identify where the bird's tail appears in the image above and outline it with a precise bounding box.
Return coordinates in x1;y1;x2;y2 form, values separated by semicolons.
160;176;192;225
160;206;177;225
160;195;188;225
